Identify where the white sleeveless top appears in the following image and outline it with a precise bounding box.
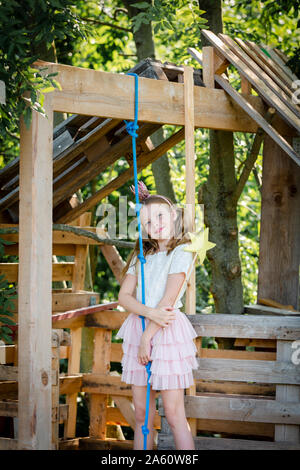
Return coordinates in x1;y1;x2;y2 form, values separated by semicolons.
126;243;194;309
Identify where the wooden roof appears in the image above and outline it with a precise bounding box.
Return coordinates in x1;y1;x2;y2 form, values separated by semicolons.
0;41;299;225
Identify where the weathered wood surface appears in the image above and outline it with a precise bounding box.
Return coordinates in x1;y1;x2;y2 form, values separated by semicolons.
34;59;276;134
244;304;300;316
201;30;300;133
159;395;300;425
214;74;300;166
18;94;53;450
221;35;298;115
258;135;300;310
52;307;126;330
189;313;300;340
158;434;300;450
193;357;300;384
275;340;300;443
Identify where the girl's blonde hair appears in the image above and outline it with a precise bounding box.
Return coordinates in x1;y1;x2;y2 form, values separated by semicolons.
121;194;193;281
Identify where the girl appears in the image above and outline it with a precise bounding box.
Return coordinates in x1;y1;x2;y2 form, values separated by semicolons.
116;181;199;450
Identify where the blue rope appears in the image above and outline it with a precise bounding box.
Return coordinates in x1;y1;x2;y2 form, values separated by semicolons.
124;72;152;450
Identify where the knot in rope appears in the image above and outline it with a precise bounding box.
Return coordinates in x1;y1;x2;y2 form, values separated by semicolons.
137;253;146;264
141;425;149;436
125;120;139;138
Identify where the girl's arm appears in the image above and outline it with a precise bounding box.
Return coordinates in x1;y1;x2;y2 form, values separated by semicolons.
118;273;177;327
141;272;186;342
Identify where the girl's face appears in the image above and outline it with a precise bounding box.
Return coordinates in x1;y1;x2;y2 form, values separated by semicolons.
140;203;177;240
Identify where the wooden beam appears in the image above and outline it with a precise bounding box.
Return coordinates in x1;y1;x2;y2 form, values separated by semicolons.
189;313;300;340
214;75;300;167
18;93;53;450
183;65;197;436
34;60;282;134
55;127;185;224
158;434;300;450
201;30;300;133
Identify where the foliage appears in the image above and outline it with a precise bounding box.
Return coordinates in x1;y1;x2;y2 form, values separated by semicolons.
0;237;18;344
223;0;300;74
0;274;17;345
0;0;89;166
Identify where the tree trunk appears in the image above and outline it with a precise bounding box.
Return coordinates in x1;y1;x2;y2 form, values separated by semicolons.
198;0;244;350
122;0;176;201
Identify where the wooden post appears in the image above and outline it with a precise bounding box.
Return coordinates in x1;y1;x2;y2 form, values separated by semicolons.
89;328;112;439
18;93;53;449
183;65;197;438
65;212;90;438
184;65;196;315
259;135;300;443
52;332;60;450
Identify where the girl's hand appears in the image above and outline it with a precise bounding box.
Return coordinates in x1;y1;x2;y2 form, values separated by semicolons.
151;305;177;327
138;336;151;365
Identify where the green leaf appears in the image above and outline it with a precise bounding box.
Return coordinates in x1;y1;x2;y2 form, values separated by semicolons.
23;106;32;129
131;2;150;9
0;317;15;325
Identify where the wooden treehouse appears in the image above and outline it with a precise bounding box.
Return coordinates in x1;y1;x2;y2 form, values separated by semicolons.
0;31;299;450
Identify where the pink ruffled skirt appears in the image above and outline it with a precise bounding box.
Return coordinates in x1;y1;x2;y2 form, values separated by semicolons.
115;309;199;390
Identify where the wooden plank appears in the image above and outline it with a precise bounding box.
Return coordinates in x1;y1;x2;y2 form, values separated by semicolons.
220;34;299;118
184;65;196;317
0;400;18;417
244;304;300;316
56;127;185;224
201;30;300;133
189;313;300;340
196;417;274;438
0;118;122;213
200;348;276;361
111;339;276;363
52;291;100;312
64;328;81;439
53;130;73;159
233;37;294;100
0;438;18;450
245;40;293;89
18;93;53;450
51;343;60;449
34;60;281;134
64;214;89;439
158;434;300;450
82;373;133;397
258;134;300;310
184;65;197;436
158;394;300;425
234;338;276;349
89;329;112;439
196;379;275;396
275;340;300;443
52;308;126;330
213;74;300;167
202;47;215;88
194;357;300;384
261;44;298;83
52;122;160;208
78;436;134;450
0;262;74;283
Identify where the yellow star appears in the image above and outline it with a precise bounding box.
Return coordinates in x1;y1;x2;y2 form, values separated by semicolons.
183;227;216;264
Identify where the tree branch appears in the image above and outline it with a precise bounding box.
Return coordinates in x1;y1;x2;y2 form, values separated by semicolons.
0;224;135;250
231;107;276;206
81;17;132;33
